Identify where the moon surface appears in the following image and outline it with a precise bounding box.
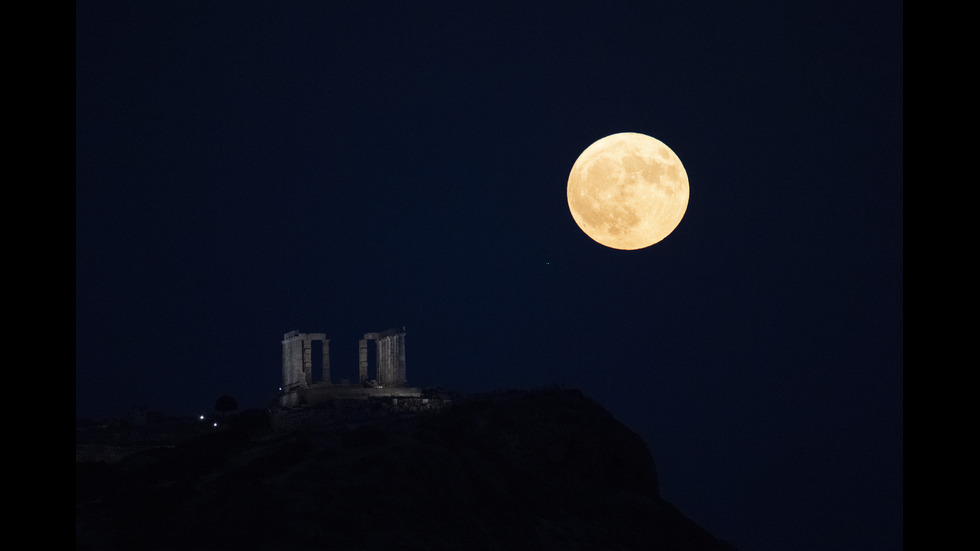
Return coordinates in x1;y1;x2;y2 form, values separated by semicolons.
567;132;689;250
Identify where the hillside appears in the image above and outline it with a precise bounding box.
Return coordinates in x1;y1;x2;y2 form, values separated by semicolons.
76;388;735;550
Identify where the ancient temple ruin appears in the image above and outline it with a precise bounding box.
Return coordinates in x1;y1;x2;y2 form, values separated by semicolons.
279;328;419;407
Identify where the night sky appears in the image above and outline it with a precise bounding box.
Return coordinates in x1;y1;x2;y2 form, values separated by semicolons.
76;2;903;550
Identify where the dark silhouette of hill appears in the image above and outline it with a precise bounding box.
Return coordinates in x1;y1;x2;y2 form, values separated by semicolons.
76;388;736;550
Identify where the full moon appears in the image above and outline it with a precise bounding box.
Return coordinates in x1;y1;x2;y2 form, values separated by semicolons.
567;132;689;250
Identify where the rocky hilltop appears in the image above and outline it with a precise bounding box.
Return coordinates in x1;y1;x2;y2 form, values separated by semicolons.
76;388;735;550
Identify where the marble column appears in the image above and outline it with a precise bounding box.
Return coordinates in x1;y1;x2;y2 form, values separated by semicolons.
359;339;368;383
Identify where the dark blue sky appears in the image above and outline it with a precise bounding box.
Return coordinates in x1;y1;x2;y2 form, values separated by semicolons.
76;2;903;550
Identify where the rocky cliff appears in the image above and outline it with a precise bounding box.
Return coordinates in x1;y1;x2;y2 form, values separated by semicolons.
76;388;735;550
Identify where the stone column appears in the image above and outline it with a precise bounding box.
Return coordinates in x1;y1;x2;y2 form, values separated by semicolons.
377;337;388;385
386;337;394;384
281;334;291;388
359;339;368;383
387;336;395;383
282;331;307;390
397;332;407;385
374;338;382;384
302;339;313;387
